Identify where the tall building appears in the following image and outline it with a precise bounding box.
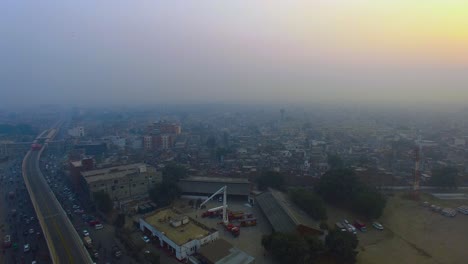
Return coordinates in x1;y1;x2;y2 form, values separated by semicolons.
81;163;162;203
68;126;85;137
144;121;181;151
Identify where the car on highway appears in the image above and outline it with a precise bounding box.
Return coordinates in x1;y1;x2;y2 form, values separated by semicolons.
29;228;34;234
82;230;90;236
95;224;103;230
142;235;150;243
112;245;122;258
72;205;80;209
372;221;384;230
3;235;12;248
24;243;30;252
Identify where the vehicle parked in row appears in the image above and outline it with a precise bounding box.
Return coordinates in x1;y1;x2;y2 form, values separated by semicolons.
373;222;384;230
354;220;367;232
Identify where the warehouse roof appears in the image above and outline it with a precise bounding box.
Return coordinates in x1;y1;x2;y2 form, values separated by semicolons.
199;238;255;264
256;189;323;235
178;177;250;196
82;163;154;183
256;191;297;233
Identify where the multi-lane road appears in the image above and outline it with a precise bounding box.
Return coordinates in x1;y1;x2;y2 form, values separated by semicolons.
22;137;92;263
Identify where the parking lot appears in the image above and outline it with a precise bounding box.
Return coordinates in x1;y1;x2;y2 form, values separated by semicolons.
348;193;468;264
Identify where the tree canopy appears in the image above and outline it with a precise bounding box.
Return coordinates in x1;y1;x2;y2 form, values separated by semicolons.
325;230;359;264
316;168;386;219
256;171;285;191
316;168;360;204
262;233;324;264
290;188;327;221
93;191;113;213
162;163;187;183
430;166;458;188
150;163;186;207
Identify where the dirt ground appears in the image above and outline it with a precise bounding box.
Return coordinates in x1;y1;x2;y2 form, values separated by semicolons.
327;193;468;264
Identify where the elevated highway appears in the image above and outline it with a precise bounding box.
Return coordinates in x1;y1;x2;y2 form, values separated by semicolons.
22;127;92;263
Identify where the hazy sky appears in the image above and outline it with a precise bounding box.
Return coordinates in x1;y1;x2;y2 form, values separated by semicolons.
1;1;468;107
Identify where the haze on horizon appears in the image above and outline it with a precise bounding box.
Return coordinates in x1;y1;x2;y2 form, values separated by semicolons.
1;0;468;108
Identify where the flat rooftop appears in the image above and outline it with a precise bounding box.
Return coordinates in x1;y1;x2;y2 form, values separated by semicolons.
82;163;151;183
180;176;249;184
144;208;213;246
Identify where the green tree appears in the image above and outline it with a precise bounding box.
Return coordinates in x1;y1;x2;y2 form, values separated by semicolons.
351;188;386;219
316;168;386;219
325;230;359;264
257;171;285;191
290;188;327;221
93;191;113;213
430;167;458;188
149;182;180;207
316;169;360;205
162;163;187;183
262;233;312;264
305;235;325;262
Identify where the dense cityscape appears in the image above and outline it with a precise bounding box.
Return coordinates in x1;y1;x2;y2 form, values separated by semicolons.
1;104;467;264
2;1;468;263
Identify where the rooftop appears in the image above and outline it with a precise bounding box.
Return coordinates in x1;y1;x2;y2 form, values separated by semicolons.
256;188;322;235
199;238;255;264
82;163;152;183
180;176;249;184
144;208;213;246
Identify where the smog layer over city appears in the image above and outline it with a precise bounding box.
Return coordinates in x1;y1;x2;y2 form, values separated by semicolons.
1;1;468;264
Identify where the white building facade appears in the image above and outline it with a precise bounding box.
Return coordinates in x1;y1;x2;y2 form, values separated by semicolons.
139;218;219;260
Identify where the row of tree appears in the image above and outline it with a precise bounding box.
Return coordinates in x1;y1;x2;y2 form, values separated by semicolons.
289;188;327;221
262;230;358;264
316;168;386;219
149;163;187;207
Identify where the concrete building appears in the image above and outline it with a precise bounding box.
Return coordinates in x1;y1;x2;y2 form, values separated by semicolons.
178;176;251;200
68;126;85;137
69;157;95;192
139;208;219;261
143;136;153;150
197;238;255;264
81;163;161;202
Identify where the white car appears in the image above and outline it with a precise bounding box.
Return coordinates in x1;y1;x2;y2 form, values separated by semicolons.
72;205;80;209
142;236;150;243
24;243;30;252
95;224;103;230
82;230;89;236
372;222;384;230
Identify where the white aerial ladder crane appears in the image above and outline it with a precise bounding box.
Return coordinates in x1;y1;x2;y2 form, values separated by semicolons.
199;185;228;225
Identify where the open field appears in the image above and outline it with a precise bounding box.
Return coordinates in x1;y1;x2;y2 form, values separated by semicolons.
328;193;468;264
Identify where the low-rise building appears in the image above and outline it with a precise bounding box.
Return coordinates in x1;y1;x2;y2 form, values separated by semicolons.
139;208;219;261
81;163;161;203
197;238;255;264
178;176;251;200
